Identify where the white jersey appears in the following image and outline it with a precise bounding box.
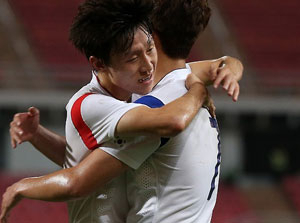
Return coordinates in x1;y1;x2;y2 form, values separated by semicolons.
125;64;221;223
64;73;160;222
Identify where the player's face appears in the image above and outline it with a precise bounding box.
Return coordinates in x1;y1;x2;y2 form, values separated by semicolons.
105;28;157;100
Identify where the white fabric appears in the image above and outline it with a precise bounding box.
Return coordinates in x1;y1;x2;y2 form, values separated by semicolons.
125;64;221;223
64;73;160;222
63;65;220;222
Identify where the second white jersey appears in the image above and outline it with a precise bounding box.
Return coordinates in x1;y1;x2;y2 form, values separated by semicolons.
126;65;221;223
64;73;160;222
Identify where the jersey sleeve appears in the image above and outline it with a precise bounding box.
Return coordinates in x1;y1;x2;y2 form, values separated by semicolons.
72;93;143;150
105;77;190;169
100;135;161;169
100;95;168;169
70;93;161;169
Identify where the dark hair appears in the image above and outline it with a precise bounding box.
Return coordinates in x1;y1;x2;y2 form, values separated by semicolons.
152;0;211;59
69;0;153;65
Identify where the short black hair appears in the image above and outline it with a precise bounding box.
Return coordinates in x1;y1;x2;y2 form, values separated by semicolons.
152;0;211;59
69;0;154;65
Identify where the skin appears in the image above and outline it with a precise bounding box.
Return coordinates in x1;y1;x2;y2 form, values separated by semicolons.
153;34;242;102
0;84;207;222
93;29;158;101
1;92;208;223
0;28;210;222
1;25;244;223
91;29;208;138
8;57;242;164
189;56;242;101
0;59;242;223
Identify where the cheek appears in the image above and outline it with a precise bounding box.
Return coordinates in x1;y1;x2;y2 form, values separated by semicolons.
114;71;135;87
110;65;139;86
121;67;140;82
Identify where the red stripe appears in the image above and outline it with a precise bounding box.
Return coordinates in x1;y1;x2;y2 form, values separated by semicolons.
71;93;101;150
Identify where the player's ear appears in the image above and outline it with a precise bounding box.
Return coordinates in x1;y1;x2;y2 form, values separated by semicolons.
89;56;107;73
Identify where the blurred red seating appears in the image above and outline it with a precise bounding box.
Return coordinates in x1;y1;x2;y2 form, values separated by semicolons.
218;0;300;88
282;176;300;214
9;0;86;66
1;173;255;223
212;183;257;223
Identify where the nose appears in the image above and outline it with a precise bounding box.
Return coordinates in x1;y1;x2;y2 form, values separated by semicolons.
140;54;153;75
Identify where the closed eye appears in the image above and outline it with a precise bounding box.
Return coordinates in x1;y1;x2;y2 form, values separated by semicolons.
147;47;154;53
126;57;138;63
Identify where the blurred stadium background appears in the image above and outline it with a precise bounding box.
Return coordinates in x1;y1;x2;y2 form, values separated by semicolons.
0;0;299;222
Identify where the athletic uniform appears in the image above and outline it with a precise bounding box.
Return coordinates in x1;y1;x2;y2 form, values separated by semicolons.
123;64;221;223
64;73;160;222
64;65;220;222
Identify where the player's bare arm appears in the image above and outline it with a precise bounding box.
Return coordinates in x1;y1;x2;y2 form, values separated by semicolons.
1;83;208;221
0;149;127;223
8;82;207;165
9;107;66;167
188;56;243;101
116;82;208;137
187;75;216;117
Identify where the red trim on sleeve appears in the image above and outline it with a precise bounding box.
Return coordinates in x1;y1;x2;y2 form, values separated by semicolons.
71;93;102;150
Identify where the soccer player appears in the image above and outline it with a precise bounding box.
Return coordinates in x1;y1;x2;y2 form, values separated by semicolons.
1;0;243;222
126;1;223;221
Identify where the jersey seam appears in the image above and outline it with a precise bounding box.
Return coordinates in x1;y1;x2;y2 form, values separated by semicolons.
151;157;160;223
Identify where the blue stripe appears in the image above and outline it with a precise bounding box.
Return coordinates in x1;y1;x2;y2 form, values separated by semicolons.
207;131;221;200
209;117;219;129
134;95;170;147
134;95;165;108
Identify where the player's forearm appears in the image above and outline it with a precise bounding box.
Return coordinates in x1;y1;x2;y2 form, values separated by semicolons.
12;167;93;202
29;125;66;167
155;82;207;136
12;171;76;202
12;149;128;202
11;172;86;202
188;56;244;84
117;82;207;137
188;60;214;85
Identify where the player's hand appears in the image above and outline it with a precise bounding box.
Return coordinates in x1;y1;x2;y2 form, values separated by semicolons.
9;107;40;148
211;58;242;102
0;183;22;223
203;93;216;118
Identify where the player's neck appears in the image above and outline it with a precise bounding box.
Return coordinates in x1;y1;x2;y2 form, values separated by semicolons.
155;54;185;84
154;44;186;85
95;72;131;101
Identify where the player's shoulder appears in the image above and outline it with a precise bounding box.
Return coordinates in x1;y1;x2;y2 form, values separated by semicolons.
78;93;124;114
154;67;190;92
67;93;118;130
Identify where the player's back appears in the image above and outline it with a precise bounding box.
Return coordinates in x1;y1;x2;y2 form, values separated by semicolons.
152;108;219;222
127;65;220;222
